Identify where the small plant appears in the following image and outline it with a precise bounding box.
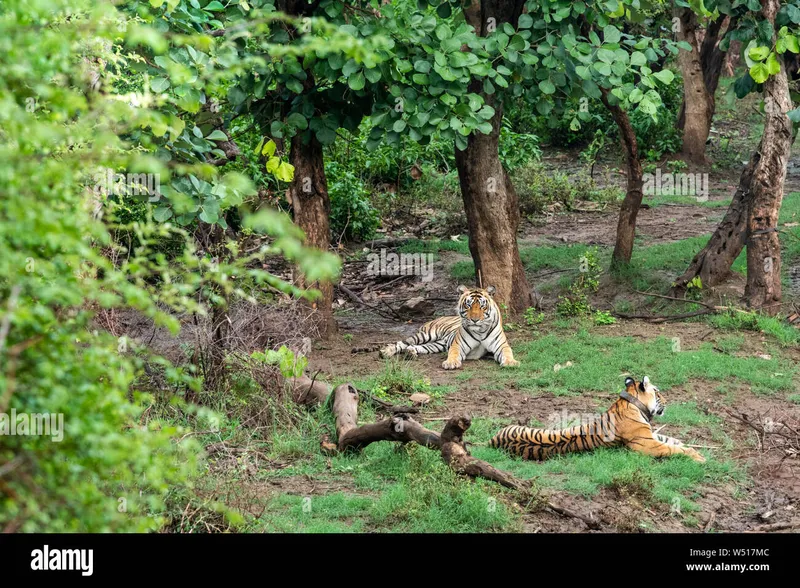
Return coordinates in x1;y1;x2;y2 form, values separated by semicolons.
557;247;602;318
594;310;617;325
251;345;307;379
666;159;688;172
343;333;354;343
524;307;546;326
685;276;703;301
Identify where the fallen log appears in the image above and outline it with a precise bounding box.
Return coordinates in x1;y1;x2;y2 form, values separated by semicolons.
289;372;330;407
295;382;603;529
333;384;438;451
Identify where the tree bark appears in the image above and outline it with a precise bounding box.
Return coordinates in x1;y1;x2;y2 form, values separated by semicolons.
744;0;793;313
455;0;532;314
675;9;717;163
672;154;757;292
673;0;791;309
289;133;337;337
600;90;643;267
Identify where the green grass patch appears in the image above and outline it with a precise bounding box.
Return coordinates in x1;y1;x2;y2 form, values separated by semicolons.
399;237;470;257
489;329;796;396
475;443;741;516
254;442;516;532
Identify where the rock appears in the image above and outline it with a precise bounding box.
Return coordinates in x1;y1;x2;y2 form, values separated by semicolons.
400;297;435;316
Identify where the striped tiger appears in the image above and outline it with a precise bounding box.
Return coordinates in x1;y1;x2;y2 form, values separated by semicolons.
489;376;706;463
379;285;519;370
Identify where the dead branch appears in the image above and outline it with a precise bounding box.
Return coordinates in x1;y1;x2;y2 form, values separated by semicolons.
323;383;601;530
747;520;800;532
614;310;714;323
289;372;331;407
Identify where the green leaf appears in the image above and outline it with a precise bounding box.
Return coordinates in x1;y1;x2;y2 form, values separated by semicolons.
262;139;277;157
287;113;308;130
629;52;646;67
652;69;675;85
348;71;366;91
204;1;225;11
265;156;280;173
539;79;556;95
787;107;800;123
275;161;295;183
153;206;173;222
766;52;781;75
518;14;533;29
393;119;407;132
206;129;228;141
748;45;770;62
603;25;621;44
749;62;770;84
150;77;170;92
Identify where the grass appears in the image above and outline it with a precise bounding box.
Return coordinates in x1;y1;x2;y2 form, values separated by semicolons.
470;328;796;396
253;438;516;533
448;191;800;294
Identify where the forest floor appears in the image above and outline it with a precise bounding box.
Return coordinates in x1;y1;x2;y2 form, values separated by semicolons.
166;88;800;534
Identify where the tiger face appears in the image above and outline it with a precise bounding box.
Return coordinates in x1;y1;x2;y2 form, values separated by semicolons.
625;375;666;417
456;285;496;327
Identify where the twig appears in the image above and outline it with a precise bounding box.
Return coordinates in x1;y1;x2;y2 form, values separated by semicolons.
615;310;714;323
546;502;601;530
633;289;718;310
747;520;800;533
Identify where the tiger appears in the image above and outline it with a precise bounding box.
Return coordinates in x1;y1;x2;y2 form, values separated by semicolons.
489;376;706;463
379;285;519;370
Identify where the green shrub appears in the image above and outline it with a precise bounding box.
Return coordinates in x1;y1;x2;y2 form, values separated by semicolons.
514;163;621;215
327;162;380;242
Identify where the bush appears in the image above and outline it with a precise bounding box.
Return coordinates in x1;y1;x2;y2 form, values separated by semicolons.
326;162;380;242
514;162;622;215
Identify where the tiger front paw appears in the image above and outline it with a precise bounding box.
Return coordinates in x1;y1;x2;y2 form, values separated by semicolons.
501;358;520;368
442;358;462;370
402;347;418;358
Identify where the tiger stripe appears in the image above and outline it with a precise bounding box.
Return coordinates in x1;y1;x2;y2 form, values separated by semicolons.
379;286;519;370
489;377;706;463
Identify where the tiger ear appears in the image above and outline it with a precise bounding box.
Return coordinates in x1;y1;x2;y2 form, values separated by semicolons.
639;375;650;391
457;285;468;294
624;377;635;390
486;285;496;296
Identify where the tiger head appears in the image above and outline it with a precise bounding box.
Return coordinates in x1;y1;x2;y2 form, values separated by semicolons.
456;285;497;328
624;375;666;417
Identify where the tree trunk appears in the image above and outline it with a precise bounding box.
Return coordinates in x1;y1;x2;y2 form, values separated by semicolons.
290;133;337;337
673;0;791;308
455;0;532;314
672;154;757;292
744;0;792;313
675;9;717;163
600;90;643;267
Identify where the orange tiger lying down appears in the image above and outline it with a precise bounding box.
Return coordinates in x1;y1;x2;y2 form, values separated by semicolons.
490;376;705;463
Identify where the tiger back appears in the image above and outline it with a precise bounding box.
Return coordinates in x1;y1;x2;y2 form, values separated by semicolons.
379;285;519;370
489;376;705;462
